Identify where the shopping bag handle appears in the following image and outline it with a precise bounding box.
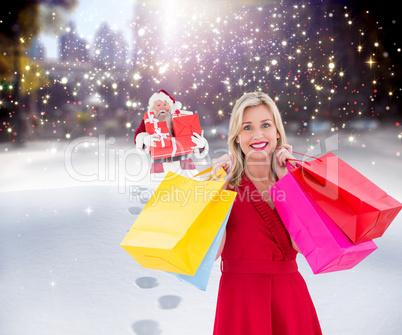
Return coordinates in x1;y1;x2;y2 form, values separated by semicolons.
193;167;227;181
292;151;323;162
286;151;323;168
286;151;323;170
286;161;296;170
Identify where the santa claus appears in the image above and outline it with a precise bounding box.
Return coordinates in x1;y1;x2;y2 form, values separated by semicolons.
134;90;209;174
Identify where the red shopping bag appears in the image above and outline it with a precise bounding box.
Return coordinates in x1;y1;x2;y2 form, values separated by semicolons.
271;168;377;274
290;152;402;243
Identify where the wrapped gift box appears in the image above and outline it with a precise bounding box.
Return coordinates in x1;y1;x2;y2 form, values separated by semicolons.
173;114;201;137
144;111;158;132
147;123;172;149
144;111;203;160
150;137;193;160
175;136;196;155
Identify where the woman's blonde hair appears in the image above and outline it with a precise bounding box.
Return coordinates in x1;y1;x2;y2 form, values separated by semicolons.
227;92;287;189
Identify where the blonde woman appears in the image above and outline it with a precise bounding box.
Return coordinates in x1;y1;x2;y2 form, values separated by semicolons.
212;92;321;334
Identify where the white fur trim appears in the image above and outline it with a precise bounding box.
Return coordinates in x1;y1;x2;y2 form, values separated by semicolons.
173;101;182;110
148;92;182;113
149;92;174;109
135;132;148;149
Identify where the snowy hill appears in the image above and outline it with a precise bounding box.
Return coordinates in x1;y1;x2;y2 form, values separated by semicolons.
1;127;401;334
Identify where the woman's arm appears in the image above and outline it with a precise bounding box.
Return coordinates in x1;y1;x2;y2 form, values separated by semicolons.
215;229;226;260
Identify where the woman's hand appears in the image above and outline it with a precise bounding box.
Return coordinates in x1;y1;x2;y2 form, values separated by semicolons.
274;144;295;180
212;153;234;189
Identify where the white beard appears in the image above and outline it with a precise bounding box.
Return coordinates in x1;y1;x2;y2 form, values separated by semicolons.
156;110;173;136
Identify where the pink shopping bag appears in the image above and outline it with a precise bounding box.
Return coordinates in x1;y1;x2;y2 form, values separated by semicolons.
270;169;377;274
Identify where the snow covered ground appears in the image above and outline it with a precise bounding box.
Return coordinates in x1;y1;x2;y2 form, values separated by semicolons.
1;126;401;335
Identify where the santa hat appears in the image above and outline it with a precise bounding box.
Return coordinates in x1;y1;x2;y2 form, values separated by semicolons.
148;89;182;112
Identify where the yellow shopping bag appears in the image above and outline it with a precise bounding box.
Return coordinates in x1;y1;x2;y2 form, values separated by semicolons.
120;168;236;275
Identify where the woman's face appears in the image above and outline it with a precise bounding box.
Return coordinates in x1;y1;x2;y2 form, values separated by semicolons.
236;104;280;162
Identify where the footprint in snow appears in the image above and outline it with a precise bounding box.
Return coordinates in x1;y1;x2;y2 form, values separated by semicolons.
132;320;161;335
127;207;142;215
130;186;155;204
158;295;182;310
135;277;158;289
130;186;153;194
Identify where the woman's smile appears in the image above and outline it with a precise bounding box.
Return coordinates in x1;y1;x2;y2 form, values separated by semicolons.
250;141;268;150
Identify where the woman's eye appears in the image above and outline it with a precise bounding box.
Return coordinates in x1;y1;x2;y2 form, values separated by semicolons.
244;125;251;130
262;123;270;128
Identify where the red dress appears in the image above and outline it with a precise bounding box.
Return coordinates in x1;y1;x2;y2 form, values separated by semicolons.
213;175;322;335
